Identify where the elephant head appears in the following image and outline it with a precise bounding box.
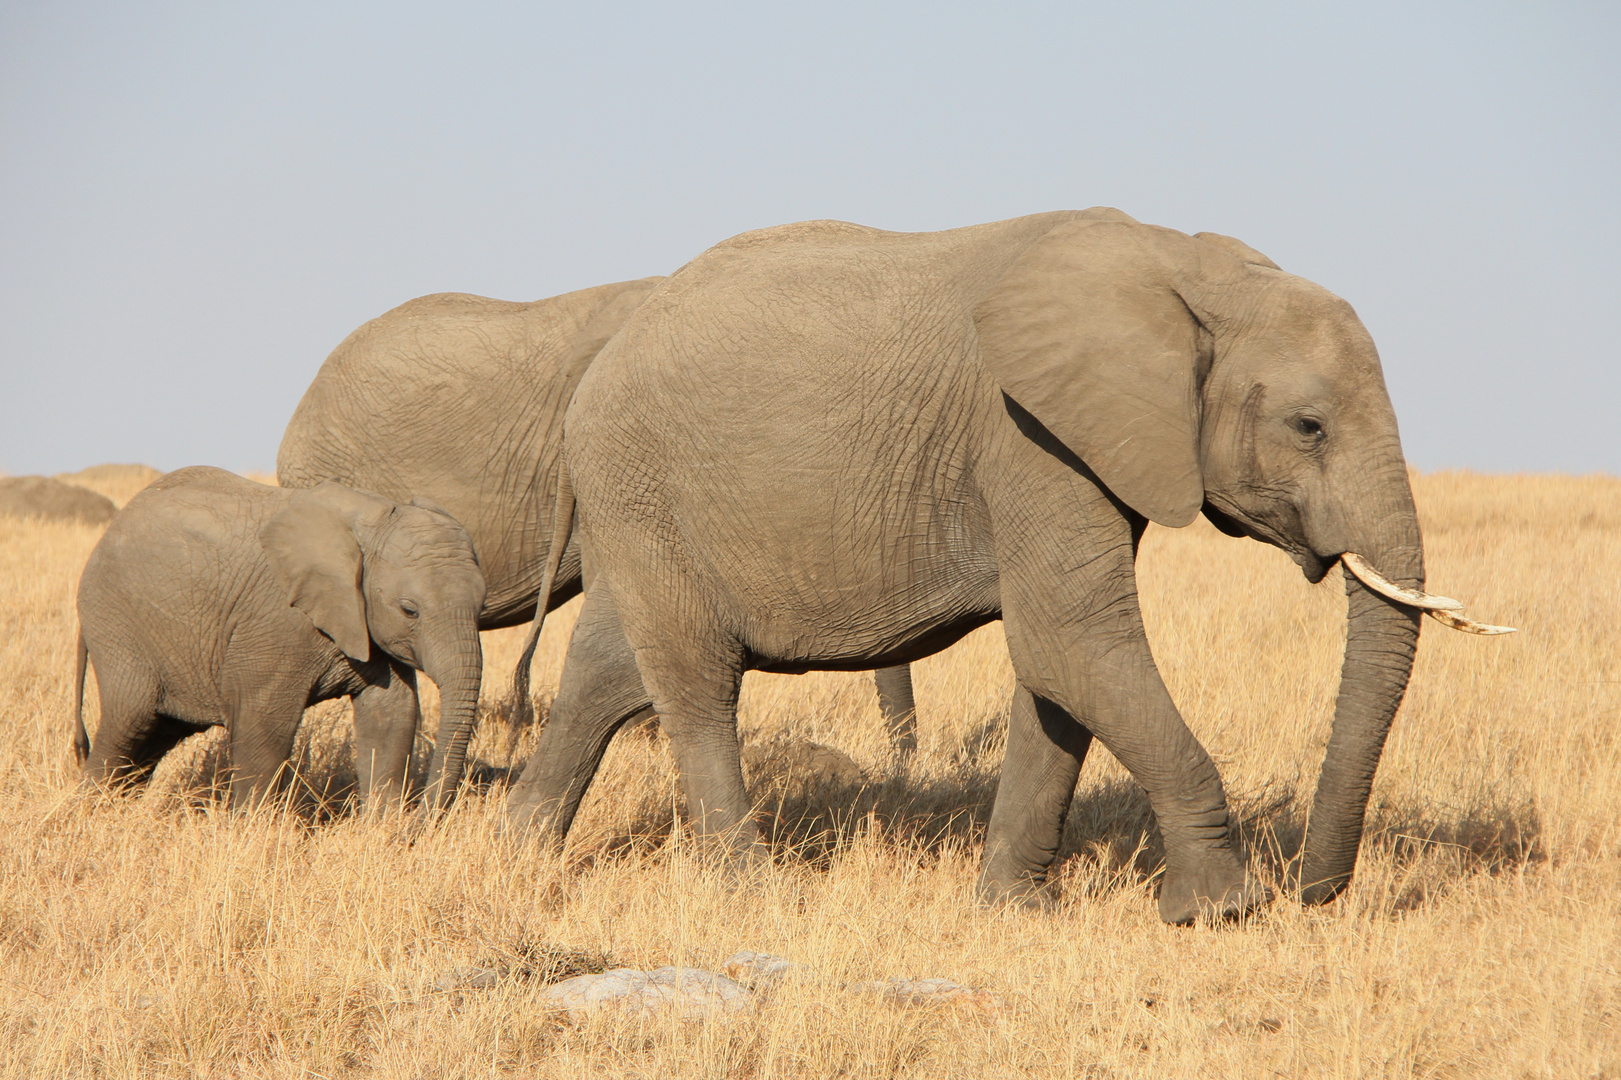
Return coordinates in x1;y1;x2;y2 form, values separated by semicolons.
977;210;1507;904
259;482;487;810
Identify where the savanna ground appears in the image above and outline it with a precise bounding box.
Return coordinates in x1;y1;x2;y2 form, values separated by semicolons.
0;470;1616;1078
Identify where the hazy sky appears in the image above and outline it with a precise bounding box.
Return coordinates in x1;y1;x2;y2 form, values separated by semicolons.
2;2;1616;476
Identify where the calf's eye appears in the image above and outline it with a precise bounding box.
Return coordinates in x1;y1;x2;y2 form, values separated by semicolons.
400;600;420;619
1292;416;1325;439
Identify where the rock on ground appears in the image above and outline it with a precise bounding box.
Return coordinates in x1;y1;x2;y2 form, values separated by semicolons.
540;967;756;1022
435;944;1008;1026
0;476;116;524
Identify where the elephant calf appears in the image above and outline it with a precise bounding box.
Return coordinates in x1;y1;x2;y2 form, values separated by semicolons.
73;467;487;809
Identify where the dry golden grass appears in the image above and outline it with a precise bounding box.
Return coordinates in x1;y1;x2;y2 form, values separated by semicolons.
0;472;1616;1078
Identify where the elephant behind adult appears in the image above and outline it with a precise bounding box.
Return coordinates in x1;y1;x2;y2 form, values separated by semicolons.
509;209;1507;924
276;277;925;764
278;279;662;629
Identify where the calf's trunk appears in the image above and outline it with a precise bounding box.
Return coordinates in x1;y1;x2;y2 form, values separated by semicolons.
420;614;484;811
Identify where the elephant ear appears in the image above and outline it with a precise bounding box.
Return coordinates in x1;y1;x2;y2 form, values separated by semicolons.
1193;231;1280;270
975;218;1214;528
260;482;377;662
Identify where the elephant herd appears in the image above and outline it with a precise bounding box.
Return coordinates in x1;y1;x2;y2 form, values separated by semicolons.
71;207;1510;924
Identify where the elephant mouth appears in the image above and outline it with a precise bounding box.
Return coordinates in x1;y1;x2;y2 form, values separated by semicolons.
1202;498;1330;581
1296;549;1333;585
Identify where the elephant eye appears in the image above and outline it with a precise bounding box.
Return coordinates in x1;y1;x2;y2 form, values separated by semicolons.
400;600;420;619
1292;415;1325;440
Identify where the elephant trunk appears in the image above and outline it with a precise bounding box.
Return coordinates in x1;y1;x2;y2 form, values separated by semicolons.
420;612;484;811
1297;463;1423;905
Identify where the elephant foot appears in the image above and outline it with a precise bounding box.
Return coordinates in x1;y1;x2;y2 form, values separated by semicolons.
975;867;1060;912
1293;855;1353;907
1157;863;1271;926
713;835;772;892
503;791;567;845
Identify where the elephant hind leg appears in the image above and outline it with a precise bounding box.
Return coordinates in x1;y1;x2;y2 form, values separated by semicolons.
873;665;918;754
507;586;654;840
978;686;1092;906
81;661;161;791
83;676;197;793
606;585;759;861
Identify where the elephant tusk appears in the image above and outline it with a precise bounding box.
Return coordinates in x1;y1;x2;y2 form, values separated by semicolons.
1340;553;1464;611
1341;552;1518;635
1423;609;1518;636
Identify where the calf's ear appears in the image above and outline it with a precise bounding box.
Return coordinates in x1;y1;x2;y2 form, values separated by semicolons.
975;217;1227;528
260;484;372;662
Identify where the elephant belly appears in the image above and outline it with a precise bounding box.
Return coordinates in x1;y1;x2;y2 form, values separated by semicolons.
152;691;223;729
717;535;1001;670
747;608;1000;674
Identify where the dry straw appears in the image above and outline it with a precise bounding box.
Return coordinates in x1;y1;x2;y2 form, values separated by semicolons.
0;471;1615;1077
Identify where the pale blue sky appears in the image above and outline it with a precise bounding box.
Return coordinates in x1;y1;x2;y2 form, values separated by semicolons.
2;1;1616;475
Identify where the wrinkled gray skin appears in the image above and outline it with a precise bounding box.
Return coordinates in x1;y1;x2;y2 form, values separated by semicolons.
74;467;486;810
0;476;117;525
277;280;922;804
510;209;1427;925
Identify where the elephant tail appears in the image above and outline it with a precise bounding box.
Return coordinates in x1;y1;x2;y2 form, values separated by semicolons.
72;630;91;767
508;460;576;731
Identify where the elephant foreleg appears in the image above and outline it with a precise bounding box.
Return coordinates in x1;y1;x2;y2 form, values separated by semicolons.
977;686;1092;905
506;587;654;840
351;660;420;810
1007;625;1268;925
225;682;307;812
873;665;918;754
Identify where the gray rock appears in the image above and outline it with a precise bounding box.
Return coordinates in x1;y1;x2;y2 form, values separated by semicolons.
540;967;756;1022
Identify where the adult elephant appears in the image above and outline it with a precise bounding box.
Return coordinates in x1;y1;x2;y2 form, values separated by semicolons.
278;279;924;804
507;208;1508;924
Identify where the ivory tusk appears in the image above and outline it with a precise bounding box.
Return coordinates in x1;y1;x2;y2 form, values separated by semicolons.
1340;553;1464;611
1424;609;1518;636
1340;553;1517;635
